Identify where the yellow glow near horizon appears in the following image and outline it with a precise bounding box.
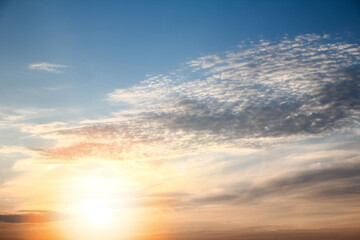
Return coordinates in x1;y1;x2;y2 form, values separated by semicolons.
69;175;132;228
58;172;139;240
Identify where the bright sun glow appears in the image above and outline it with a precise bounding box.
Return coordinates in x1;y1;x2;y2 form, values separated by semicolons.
60;173;138;240
83;198;112;225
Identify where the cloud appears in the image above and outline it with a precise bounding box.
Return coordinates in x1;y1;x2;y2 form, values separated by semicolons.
34;142;130;161
8;34;358;164
0;107;58;124
0;210;69;223
142;228;360;240
42;86;63;91
28;62;67;73
193;160;360;206
50;34;360;160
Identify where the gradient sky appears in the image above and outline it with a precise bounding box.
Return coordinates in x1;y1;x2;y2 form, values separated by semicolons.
1;1;360;240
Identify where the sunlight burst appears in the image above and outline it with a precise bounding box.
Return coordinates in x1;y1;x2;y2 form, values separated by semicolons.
84;198;112;225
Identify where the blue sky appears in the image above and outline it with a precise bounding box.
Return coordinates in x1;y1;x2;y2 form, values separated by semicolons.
1;0;359;112
0;1;360;240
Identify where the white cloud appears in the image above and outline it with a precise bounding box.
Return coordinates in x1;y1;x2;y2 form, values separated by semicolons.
28;62;68;73
24;34;359;165
0;106;57;123
104;34;360;148
14;34;360;161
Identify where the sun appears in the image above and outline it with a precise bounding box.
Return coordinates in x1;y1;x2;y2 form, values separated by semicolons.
59;172;138;240
83;198;113;226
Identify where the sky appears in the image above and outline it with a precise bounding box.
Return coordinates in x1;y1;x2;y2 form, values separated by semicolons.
0;0;360;239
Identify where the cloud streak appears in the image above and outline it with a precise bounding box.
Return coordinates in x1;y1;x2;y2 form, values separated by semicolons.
199;160;360;205
28;62;67;73
0;210;69;223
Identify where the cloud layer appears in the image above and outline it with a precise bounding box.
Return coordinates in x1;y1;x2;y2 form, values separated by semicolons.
47;34;360;160
107;34;360;144
191;160;360;206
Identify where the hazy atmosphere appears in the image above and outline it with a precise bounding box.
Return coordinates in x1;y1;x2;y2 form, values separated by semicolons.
0;1;360;239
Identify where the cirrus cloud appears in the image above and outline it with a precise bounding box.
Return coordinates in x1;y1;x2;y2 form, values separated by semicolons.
28;62;68;73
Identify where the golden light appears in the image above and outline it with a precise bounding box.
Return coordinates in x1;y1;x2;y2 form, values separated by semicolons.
52;160;152;240
83;198;112;226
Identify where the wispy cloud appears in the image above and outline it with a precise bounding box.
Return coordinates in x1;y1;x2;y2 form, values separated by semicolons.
0;106;58;126
28;62;68;73
42;86;64;91
192;160;360;206
0;210;69;223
